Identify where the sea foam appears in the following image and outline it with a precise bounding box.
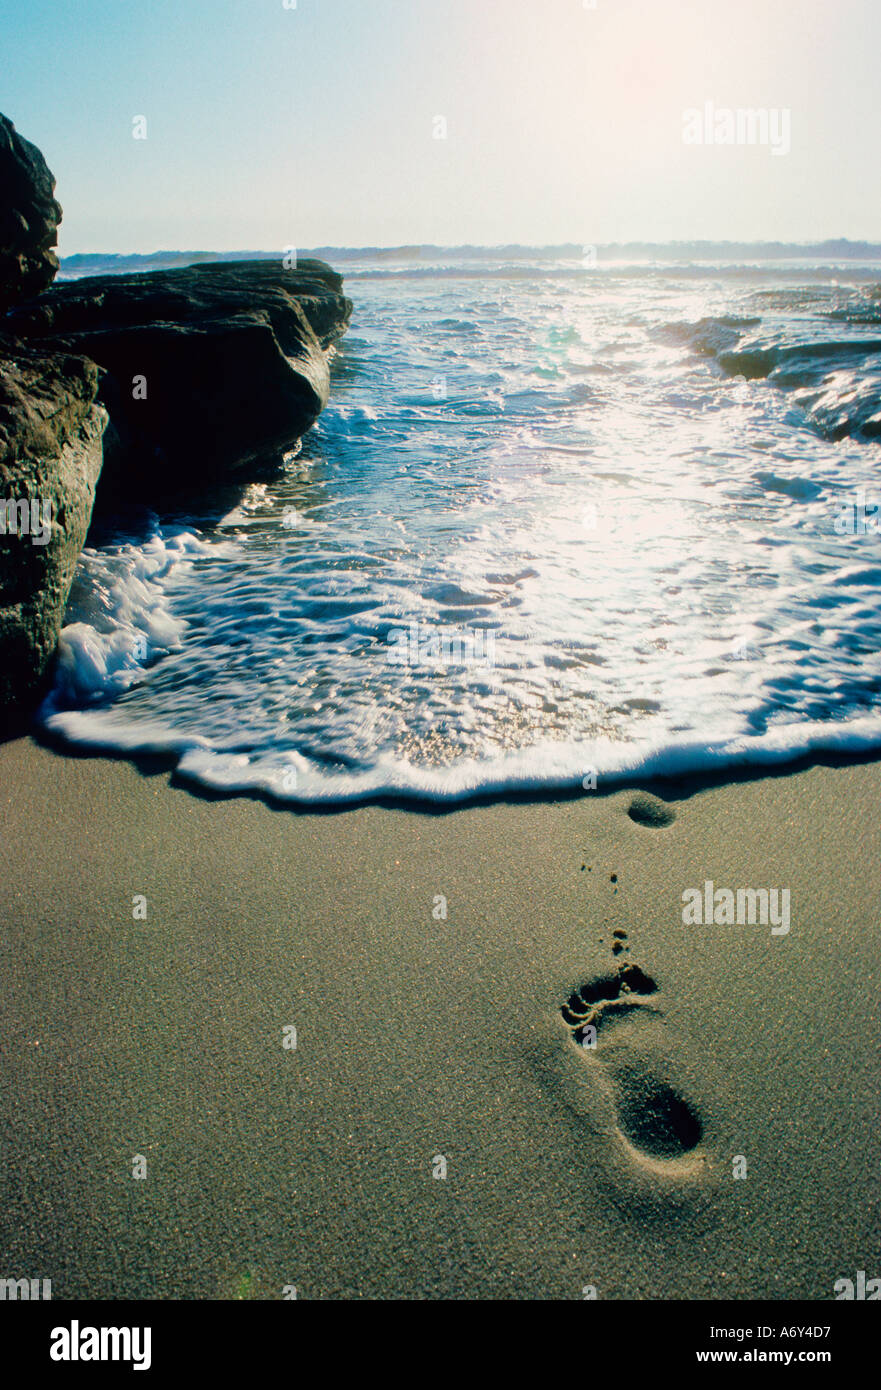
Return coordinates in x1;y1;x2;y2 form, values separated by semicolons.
40;257;881;806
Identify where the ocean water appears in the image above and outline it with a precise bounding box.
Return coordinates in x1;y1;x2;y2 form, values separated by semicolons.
40;253;881;804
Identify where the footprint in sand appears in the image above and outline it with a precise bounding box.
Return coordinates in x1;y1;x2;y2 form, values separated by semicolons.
627;792;676;829
559;952;706;1170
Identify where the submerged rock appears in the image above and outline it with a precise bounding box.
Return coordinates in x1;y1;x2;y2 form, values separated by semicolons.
7;259;353;498
0;338;107;727
0;114;62;312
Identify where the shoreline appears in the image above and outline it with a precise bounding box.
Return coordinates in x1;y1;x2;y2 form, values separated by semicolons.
27;715;881;814
1;734;878;1298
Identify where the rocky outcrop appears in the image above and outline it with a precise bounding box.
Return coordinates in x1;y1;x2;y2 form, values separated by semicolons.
0;114;62;312
0;339;106;728
0;113;352;729
7;259;352;498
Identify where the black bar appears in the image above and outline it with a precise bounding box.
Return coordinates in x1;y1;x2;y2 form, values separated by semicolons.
4;1298;874;1375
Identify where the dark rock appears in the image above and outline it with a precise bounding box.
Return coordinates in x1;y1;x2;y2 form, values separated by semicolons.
0;336;107;728
0;114;62;312
7;259;352;498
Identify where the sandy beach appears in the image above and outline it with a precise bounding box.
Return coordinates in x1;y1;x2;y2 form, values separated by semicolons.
0;735;877;1300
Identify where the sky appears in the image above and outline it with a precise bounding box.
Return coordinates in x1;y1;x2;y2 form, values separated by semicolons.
1;0;879;253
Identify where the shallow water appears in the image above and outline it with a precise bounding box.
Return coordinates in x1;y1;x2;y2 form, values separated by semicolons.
41;255;881;804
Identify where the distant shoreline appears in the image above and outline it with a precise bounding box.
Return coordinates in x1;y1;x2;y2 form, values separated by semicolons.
58;239;881;277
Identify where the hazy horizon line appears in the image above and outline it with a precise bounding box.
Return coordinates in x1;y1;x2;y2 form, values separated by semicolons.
59;237;881;265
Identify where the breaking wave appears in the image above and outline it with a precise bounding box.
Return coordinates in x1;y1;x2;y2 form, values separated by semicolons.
40;255;881;805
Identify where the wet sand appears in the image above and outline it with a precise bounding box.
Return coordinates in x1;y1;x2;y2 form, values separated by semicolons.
0;735;878;1299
